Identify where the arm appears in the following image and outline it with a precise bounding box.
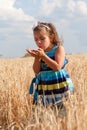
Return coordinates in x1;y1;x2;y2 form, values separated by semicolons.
26;49;41;74
54;45;65;70
33;57;41;74
39;45;65;71
26;45;65;71
42;46;65;71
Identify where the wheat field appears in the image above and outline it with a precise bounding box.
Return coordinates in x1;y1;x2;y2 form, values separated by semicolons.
0;54;87;130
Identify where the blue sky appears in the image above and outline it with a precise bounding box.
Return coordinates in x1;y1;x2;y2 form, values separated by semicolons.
0;0;87;58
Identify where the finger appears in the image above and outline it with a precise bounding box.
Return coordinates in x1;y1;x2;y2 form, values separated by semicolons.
38;48;41;50
32;50;39;53
26;49;31;53
38;48;43;51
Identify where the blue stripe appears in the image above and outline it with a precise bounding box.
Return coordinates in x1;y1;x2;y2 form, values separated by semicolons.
38;69;70;80
39;76;69;85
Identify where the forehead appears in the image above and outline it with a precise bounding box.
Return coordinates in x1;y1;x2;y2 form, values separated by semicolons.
33;29;49;37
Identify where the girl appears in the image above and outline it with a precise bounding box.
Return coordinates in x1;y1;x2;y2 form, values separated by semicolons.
26;22;74;108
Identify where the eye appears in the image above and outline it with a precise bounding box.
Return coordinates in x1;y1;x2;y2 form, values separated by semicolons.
34;37;46;42
40;37;45;41
35;39;38;42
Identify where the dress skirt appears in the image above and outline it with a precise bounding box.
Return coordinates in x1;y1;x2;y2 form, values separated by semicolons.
35;69;74;107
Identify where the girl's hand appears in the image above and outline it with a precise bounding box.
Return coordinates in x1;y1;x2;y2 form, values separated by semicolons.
34;48;45;58
26;48;45;58
26;49;37;57
26;49;32;54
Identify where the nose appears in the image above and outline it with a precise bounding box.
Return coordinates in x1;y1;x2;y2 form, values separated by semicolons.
37;40;41;44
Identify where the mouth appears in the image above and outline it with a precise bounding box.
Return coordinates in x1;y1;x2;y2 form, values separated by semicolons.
38;46;42;48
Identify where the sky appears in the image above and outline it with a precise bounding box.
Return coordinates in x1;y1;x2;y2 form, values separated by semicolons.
0;0;87;58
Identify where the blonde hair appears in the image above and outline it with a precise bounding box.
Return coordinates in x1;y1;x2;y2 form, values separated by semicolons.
33;22;62;46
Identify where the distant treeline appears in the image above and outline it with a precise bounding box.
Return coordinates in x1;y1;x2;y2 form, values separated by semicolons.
23;53;31;57
23;53;73;58
0;54;2;57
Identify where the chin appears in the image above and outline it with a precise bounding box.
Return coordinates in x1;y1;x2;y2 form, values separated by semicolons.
39;46;43;49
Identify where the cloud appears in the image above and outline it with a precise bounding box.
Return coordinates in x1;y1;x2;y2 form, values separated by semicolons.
0;0;35;21
0;0;87;57
67;0;87;17
0;0;36;42
0;0;15;8
39;0;62;16
0;0;37;57
77;1;87;16
67;0;76;12
39;0;87;18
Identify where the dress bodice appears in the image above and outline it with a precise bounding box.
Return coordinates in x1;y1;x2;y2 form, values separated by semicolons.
40;45;68;71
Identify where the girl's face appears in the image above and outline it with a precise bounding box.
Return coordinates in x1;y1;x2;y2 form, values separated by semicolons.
33;31;53;51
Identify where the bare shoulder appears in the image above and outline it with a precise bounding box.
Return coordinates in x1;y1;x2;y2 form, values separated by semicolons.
56;45;65;54
55;45;65;66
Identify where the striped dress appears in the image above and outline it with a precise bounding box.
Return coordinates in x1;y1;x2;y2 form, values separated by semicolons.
29;45;74;107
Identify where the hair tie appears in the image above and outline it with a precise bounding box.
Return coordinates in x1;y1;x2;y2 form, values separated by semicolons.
33;21;50;30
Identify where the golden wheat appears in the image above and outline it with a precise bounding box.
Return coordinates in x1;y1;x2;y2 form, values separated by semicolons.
0;54;87;130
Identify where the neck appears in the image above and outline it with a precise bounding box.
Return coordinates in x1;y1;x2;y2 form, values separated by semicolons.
45;44;55;52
